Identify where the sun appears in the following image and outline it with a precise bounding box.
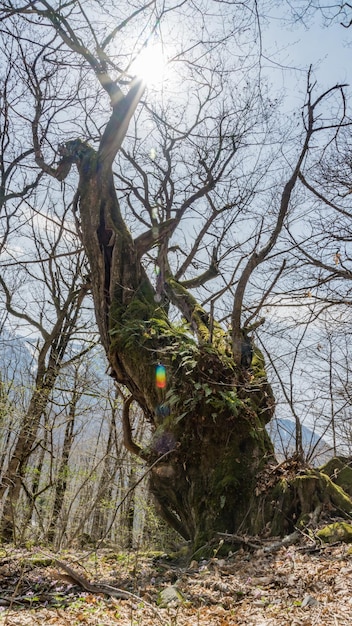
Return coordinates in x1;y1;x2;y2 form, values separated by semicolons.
131;41;167;87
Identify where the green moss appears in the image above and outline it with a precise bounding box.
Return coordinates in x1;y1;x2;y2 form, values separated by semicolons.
110;287;165;351
27;556;54;567
317;522;352;544
320;457;352;497
292;470;352;518
216;472;241;491
251;346;266;378
64;138;96;160
259;468;352;537
166;277;211;342
275;477;289;495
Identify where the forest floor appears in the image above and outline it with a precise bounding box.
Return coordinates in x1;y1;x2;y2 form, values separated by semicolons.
0;531;352;626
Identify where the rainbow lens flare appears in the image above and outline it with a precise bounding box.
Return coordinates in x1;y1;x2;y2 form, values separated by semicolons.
156;364;166;389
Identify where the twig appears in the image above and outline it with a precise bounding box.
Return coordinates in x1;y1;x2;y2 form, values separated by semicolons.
215;532;262;550
41;555;168;626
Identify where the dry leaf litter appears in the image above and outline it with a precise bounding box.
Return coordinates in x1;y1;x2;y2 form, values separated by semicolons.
0;537;351;625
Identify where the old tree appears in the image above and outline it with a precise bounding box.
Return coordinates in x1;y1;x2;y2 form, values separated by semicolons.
1;0;352;548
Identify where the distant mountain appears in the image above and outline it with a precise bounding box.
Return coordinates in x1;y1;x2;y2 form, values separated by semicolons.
267;417;331;463
0;328;34;381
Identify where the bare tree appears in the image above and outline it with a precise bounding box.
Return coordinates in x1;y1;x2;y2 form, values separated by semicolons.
1;0;352;549
0;193;91;539
46;362;86;544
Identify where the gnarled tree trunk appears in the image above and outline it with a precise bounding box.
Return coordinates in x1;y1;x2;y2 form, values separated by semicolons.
37;82;352;550
54;127;281;548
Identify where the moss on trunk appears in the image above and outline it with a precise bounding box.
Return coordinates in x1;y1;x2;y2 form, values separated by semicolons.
320;457;352;497
254;463;352;538
317;522;352;543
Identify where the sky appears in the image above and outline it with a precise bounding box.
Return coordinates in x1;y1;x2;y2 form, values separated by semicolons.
248;7;352;444
262;7;351;110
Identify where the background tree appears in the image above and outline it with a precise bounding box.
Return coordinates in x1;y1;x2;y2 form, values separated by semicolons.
0;204;90;540
1;0;352;549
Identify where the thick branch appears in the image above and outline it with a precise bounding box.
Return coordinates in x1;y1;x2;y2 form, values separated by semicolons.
122;395;145;459
243;259;287;329
134;219;175;258
164;277;211;342
180;248;219;289
99;78;145;169
230;170;298;363
101;1;156;51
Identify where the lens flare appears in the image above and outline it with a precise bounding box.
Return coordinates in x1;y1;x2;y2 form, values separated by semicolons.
156;363;166;389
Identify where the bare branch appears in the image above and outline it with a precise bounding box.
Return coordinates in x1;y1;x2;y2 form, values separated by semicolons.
230;79;347;363
122;395;145;459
